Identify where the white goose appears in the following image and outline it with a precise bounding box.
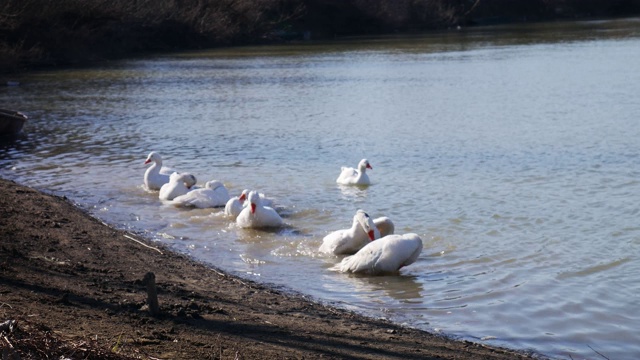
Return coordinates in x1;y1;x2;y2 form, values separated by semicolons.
236;191;283;228
224;189;249;219
336;159;372;185
319;210;380;255
336;233;423;275
374;216;395;237
159;172;197;201
172;180;230;208
144;151;178;190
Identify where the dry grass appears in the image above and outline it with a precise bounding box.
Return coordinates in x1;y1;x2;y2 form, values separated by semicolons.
1;317;138;360
1;316;250;360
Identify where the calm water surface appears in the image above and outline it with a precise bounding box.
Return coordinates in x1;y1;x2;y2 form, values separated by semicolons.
2;18;640;359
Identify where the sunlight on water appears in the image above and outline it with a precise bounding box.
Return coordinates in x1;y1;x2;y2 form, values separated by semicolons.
2;17;640;360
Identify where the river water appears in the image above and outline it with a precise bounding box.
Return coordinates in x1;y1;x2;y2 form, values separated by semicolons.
2;18;640;359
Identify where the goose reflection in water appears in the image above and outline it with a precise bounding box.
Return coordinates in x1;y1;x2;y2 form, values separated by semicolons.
323;271;426;303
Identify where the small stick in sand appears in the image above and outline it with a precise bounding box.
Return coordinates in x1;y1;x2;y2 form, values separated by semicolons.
142;272;160;316
124;234;163;255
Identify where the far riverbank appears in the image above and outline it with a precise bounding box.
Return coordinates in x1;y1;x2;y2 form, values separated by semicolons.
2;0;640;73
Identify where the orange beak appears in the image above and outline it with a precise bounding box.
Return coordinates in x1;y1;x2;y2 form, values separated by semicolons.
239;193;247;202
144;159;151;165
367;164;372;170
368;230;375;241
250;203;256;214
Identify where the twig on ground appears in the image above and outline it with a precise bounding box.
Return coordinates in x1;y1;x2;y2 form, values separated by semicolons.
216;334;223;359
0;302;13;309
209;267;253;288
123;234;163;255
2;334;19;360
209;267;227;278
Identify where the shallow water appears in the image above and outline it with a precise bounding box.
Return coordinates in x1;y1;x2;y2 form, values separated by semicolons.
2;18;640;359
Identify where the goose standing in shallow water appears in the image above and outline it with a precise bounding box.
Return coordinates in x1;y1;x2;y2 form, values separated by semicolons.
335;233;423;275
236;191;283;228
319;210;380;255
336;159;372;185
144;151;178;190
159;172;197;201
172;180;230;208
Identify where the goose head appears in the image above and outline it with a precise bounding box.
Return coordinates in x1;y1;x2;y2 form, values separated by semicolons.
205;180;225;191
358;159;372;172
183;173;197;188
247;190;261;214
170;172;197;188
144;151;162;165
355;209;379;241
239;189;249;203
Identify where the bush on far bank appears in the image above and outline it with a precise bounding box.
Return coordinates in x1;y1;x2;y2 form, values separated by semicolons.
0;0;303;71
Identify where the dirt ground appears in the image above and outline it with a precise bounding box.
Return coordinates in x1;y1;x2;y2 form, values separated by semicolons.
0;178;543;359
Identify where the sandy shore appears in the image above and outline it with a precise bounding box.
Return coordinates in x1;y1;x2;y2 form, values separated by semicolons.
0;178;542;359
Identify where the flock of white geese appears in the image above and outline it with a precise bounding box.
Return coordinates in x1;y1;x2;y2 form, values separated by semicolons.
143;152;423;275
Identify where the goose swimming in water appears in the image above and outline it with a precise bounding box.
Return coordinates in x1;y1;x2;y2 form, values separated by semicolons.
172;180;230;208
236;191;283;228
144;151;179;191
336;159;372;185
319;210;380;256
335;233;423;275
159;172;197;201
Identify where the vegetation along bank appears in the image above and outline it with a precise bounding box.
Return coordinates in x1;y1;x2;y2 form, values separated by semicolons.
2;0;640;72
